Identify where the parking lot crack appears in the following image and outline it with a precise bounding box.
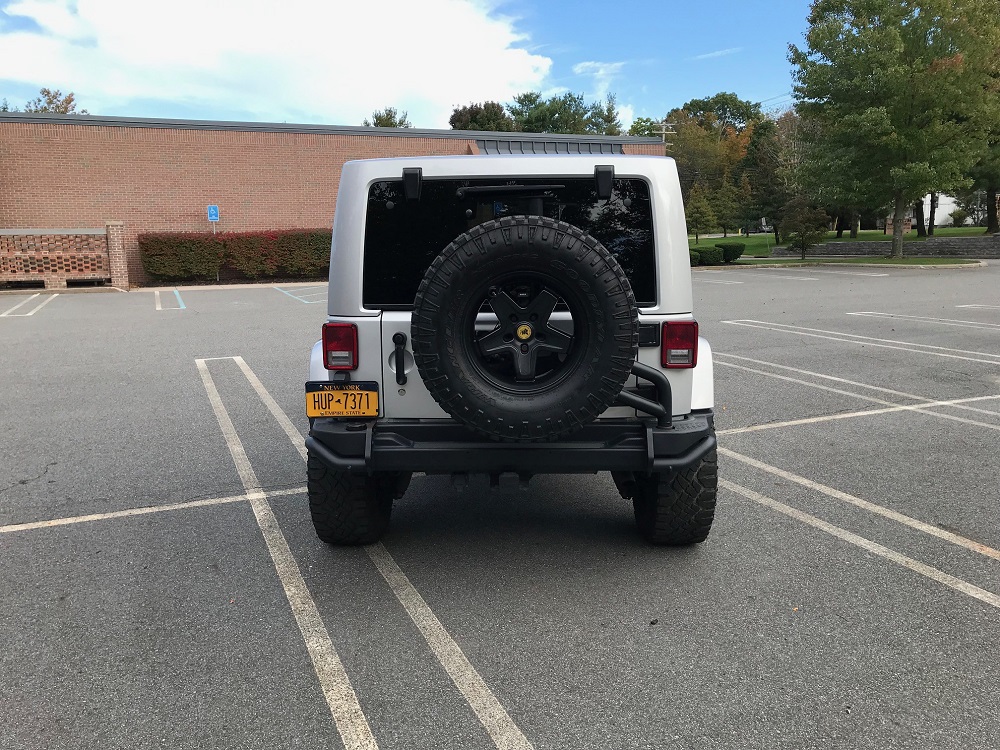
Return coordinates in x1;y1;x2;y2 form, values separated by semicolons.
0;462;57;495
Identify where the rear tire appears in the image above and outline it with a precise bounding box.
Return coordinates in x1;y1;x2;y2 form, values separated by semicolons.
307;452;394;545
633;449;718;545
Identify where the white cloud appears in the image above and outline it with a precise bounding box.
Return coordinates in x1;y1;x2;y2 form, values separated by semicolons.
689;47;743;61
0;0;552;127
618;103;635;131
570;60;624;99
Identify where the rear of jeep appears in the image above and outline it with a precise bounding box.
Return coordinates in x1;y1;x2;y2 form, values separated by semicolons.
305;155;717;546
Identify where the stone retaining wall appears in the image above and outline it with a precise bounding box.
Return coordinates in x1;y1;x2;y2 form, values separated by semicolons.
771;235;1000;258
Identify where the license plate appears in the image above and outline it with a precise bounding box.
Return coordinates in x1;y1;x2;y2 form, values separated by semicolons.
305;381;379;418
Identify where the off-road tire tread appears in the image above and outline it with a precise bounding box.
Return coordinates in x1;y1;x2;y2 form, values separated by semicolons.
633;449;718;545
307;453;392;545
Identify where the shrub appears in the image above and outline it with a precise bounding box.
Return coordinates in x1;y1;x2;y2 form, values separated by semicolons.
949;208;969;227
781;197;830;260
698;247;723;265
138;229;331;282
689;250;701;266
139;232;225;281
715;242;746;263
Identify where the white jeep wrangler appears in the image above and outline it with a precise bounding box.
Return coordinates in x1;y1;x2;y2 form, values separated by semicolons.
306;154;716;546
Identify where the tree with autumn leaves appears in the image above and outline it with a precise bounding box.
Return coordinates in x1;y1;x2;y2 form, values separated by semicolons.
790;0;1000;256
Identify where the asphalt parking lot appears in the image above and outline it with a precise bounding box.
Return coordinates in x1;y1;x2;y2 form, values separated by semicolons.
2;266;999;750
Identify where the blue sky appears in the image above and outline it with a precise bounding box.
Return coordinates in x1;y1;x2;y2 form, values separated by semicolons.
0;0;811;128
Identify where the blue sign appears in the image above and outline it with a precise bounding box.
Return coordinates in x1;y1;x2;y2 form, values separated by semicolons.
207;205;220;222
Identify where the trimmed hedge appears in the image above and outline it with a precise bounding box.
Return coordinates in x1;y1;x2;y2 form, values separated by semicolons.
139;233;225;280
715;242;746;263
697;247;723;265
139;229;331;282
689;250;701;266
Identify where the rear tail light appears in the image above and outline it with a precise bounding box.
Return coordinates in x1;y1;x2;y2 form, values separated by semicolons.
661;321;698;368
322;323;358;370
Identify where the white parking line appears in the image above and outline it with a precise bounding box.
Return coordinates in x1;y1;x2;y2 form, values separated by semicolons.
715;353;1000;417
722;320;1000;365
957;304;1000;310
274;286;325;304
1;293;58;317
368;545;535;750
718;393;1000;435
695;279;743;285
805;270;889;277
196;359;378;750
847;311;1000;331
746;273;818;281
722;479;1000;609
227;355;534;750
0;487;306;535
716;360;1000;432
0;294;40;316
720;450;1000;562
231;356;307;460
154;289;185;310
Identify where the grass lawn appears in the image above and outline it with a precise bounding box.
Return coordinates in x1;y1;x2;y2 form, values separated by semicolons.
689;226;994;257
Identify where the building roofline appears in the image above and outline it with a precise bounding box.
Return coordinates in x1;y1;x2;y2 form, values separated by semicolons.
0;112;662;144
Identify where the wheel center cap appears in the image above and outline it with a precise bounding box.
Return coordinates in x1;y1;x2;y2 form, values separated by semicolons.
515;324;533;341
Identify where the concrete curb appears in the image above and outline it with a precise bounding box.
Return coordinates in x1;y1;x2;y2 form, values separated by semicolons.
137;280;328;292
0;285;128;296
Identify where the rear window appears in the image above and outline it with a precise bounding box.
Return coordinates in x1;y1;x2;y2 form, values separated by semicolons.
362;176;656;308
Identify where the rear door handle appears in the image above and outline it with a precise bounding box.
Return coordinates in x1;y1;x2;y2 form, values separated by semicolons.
392;332;407;385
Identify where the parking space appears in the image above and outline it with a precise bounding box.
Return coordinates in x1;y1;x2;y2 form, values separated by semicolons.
3;266;999;749
0;292;60;317
274;284;328;304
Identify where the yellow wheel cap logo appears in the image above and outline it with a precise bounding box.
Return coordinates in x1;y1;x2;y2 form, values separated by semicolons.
516;324;532;340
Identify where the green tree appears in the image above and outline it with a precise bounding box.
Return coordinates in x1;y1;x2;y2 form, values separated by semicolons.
449;101;515;131
683;92;763;134
967;139;1000;233
506;91;623;135
781;196;830;259
23;88;88;114
363;107;411;128
628;117;661;137
790;0;1000;257
667;109;729;198
685;183;717;244
587;94;622;135
737;119;788;242
0;98;14;112
509;92;589;134
711;177;743;237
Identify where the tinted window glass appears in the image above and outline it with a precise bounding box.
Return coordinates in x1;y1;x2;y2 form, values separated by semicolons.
362;177;656;308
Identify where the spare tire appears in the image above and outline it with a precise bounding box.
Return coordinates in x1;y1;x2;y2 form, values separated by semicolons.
411;215;638;442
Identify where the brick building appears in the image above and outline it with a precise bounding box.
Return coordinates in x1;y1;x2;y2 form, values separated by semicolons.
0;113;663;288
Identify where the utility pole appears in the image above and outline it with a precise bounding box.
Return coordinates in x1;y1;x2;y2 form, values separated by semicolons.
652;120;675;151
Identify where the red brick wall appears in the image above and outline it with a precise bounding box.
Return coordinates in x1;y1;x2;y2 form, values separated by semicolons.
622;142;666;156
0;231;109;288
0;122;479;285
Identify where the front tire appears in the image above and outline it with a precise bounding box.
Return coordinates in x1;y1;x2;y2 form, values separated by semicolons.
307;452;394;545
633;449;718;545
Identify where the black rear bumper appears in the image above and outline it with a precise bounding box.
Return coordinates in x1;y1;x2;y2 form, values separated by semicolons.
307;412;715;475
